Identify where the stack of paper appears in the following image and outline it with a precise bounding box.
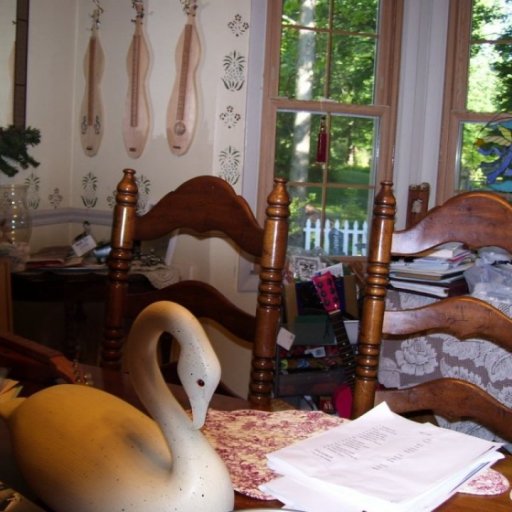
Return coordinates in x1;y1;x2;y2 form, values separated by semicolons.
415;242;472;262
261;402;503;512
388;243;474;298
390;260;473;280
390;243;474;282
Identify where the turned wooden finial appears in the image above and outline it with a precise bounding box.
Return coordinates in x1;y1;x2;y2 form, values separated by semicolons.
352;181;396;418
249;177;290;409
102;169;139;368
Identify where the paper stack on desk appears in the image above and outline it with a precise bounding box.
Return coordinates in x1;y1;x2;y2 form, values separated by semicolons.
390;242;474;282
260;402;503;512
388;242;474;297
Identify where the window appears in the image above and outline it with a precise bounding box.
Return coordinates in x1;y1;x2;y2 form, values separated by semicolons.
258;0;403;258
437;0;512;202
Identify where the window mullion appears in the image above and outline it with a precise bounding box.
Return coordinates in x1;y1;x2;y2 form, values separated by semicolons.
437;0;472;203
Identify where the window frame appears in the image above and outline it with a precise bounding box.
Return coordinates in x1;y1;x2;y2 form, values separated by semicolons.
437;0;512;203
256;0;404;255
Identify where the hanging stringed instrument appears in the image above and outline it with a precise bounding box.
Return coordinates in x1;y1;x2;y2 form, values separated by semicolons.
166;0;200;156
79;1;105;157
123;0;151;159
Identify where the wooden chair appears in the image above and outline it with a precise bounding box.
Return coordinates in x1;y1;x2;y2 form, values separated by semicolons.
406;182;430;228
353;181;512;441
0;331;79;391
103;169;290;410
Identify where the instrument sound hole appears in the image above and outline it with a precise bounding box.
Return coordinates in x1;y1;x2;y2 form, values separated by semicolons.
174;121;186;135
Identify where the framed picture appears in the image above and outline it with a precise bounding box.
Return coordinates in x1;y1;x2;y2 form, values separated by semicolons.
290;255;323;281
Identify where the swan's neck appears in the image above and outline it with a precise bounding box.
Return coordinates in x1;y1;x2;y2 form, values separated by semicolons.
148;378;213;471
134;359;210;462
126;305;220;466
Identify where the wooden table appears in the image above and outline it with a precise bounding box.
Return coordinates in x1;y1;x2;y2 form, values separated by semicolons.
1;363;511;511
11;270;153;361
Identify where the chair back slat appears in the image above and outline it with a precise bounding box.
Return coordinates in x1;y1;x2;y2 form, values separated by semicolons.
383;296;512;349
393;192;512;255
133;175;264;257
375;378;512;441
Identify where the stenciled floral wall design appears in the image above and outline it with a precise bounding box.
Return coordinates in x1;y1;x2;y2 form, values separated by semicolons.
106;174;151;215
221;51;246;92
106;190;116;210
218;145;241;185
228;13;249;37
22;173;61;211
81;171;98;208
49;188;63;209
219;105;241;129
24;172;40;210
135;173;151;215
215;10;250;187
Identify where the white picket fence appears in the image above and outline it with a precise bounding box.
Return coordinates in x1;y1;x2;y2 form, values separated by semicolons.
303;218;368;256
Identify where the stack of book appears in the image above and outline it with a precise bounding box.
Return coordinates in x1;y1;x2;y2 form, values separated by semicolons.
261;402;504;512
389;242;473;298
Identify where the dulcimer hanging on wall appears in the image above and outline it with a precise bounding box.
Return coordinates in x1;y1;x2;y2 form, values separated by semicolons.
123;0;151;159
79;1;105;157
167;0;200;156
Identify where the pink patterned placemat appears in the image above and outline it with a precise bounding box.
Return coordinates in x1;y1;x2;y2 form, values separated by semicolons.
458;468;510;496
202;409;346;500
202;409;510;500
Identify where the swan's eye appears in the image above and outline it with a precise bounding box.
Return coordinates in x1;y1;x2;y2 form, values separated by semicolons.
197;379;205;387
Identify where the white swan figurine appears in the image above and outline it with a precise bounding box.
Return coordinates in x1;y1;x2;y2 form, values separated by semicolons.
0;301;234;512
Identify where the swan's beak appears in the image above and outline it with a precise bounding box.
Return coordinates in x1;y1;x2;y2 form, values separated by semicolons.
189;379;213;429
187;359;219;430
191;402;208;429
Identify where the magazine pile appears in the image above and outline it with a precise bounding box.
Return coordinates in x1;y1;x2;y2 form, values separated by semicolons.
260;402;504;512
389;242;474;298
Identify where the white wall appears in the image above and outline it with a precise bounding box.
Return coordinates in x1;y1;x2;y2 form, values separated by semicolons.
392;0;449;227
19;0;77;247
